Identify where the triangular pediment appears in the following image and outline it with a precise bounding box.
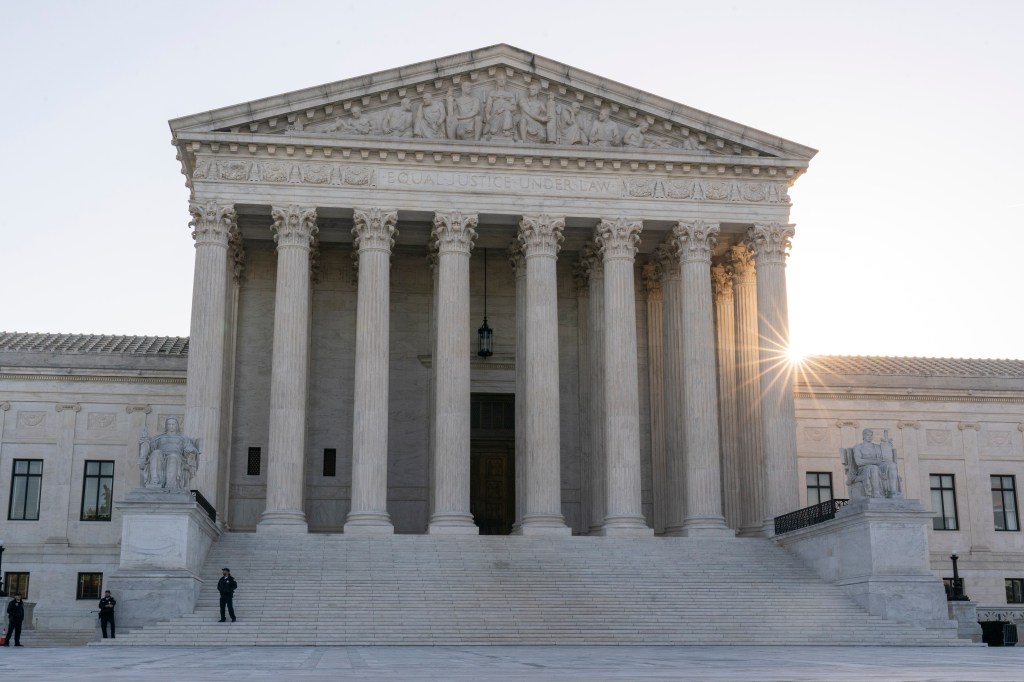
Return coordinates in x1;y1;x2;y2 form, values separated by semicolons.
170;44;815;164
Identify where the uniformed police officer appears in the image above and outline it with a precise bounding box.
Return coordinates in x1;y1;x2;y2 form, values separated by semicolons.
98;590;116;638
217;568;238;622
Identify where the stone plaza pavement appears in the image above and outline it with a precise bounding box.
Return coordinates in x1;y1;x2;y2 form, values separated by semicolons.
0;645;1021;681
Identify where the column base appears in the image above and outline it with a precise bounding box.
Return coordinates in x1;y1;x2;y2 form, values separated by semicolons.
428;513;479;535
681;516;735;538
257;509;308;533
597;515;654;537
344;512;394;535
737;524;768;538
661;523;686;537
515;514;571;536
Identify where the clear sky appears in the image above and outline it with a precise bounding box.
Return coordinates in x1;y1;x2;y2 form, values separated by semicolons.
2;0;1021;359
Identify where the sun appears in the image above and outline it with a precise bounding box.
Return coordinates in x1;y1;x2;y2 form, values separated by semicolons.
786;345;807;365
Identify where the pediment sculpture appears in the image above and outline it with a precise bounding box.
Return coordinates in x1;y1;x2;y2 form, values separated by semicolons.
283;74;708;152
138;417;201;492
840;428;903;499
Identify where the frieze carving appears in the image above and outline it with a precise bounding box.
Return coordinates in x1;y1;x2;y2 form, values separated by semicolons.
56;403;82;413
271;72;722;154
835;420;859;429
88;412;117;430
125;404;152;414
983;431;1012;448
958;421;980;431
897;420;920;430
926;429;951;446
194;158;375;188
802;427;829;443
0;401;10;411
17;411;46;428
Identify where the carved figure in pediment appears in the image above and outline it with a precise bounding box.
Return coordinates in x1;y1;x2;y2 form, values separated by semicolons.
483;72;517;141
623;121;677;149
381;98;414;137
327;103;374;135
589;107;621;147
556;102;588;145
517;82;555;144
414;92;447;139
445;83;482;141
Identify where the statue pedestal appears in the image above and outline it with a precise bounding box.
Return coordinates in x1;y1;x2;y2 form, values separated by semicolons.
775;497;954;630
106;489;221;628
948;600;984;643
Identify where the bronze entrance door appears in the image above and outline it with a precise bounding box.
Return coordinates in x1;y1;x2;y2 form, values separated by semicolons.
470;393;515;535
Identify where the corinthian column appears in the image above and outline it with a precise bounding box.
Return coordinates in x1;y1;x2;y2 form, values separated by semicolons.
345;208;398;534
746;223;799;531
712;262;742;530
730;244;767;536
595;218;652;536
675;220;731;536
515;215;571;536
258;205;318;533
642;262;666;534
184;200;235;508
656;238;686;536
428;211;479;535
579;244;606;534
508;239;527;530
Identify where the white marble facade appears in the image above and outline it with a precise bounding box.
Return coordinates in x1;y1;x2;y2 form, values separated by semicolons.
1;46;1023;628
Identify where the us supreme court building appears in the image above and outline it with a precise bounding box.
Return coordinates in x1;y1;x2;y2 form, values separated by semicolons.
1;45;1022;638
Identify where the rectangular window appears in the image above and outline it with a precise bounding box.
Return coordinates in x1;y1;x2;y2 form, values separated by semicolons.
806;472;833;506
1007;578;1024;604
323;448;337;477
76;572;103;600
4;572;30;599
930;474;959;531
8;459;43;520
81;460;115;521
992;475;1019;531
247;447;261;476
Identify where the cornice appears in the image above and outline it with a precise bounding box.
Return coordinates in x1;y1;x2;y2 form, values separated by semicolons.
795;389;1024;405
0;371;186;385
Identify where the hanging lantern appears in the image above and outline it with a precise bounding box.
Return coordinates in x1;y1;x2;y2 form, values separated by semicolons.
478;248;493;358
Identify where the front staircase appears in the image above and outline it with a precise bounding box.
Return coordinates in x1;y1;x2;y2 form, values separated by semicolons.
97;533;967;646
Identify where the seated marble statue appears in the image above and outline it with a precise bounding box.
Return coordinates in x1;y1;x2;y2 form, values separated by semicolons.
138;417;201;491
840;428;902;498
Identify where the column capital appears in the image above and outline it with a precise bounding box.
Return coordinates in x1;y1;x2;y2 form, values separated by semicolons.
518;214;565;259
728;243;756;281
746;222;795;265
189;200;236;246
352;208;398;255
577;242;604;279
507;238;526;276
432;211;478;255
595;218;643;262
673;220;720;264
655;239;681;283
228;223;246;283
711;262;735;302
271;205;318;250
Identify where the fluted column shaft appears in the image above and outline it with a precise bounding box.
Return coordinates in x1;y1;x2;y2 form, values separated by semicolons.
509;241;528;530
428;211;479;534
642;263;666;534
596;218;653;536
712;263;742;530
345;208;398;534
747;223;799;530
676;221;731;536
259;205;318;532
516;215;570;535
730;244;767;536
582;246;607;534
184;201;235;506
656;240;686;535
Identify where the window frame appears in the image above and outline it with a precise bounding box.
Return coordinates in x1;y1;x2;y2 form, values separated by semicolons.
4;572;30;599
76;572;103;600
1006;578;1024;604
930;473;959;531
805;471;834;506
8;459;44;521
80;460;115;522
991;475;1019;532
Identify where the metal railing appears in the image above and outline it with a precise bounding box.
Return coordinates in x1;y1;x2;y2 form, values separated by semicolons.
774;498;848;535
190;489;217;523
